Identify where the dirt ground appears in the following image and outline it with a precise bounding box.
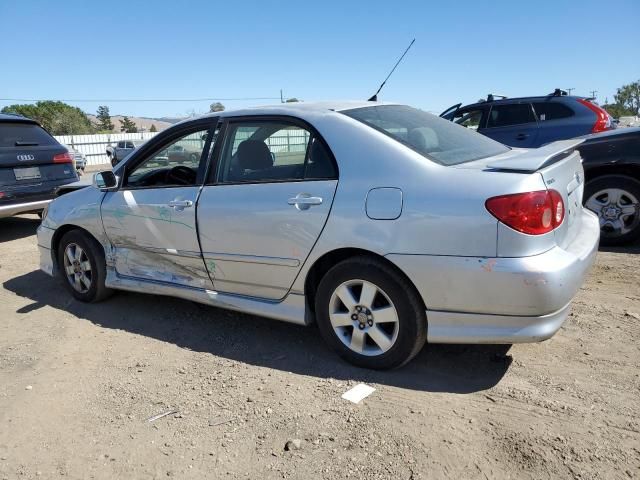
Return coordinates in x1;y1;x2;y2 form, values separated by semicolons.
0;215;638;480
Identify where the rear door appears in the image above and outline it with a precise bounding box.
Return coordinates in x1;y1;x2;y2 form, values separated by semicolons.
485;102;539;147
197;117;339;300
0;120;76;202
532;101;577;145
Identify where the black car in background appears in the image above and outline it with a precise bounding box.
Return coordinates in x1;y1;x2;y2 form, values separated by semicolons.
0;113;78;219
580;127;640;245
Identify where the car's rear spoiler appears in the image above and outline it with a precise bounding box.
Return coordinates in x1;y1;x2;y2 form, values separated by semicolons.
487;139;585;172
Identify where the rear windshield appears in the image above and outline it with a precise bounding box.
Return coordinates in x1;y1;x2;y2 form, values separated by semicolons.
342;105;510;165
0;122;57;148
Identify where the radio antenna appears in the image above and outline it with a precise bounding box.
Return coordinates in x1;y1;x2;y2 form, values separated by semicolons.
368;38;415;102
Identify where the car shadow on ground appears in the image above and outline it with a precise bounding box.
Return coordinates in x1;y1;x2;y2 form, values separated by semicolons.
0;216;40;243
599;241;640;254
4;270;513;395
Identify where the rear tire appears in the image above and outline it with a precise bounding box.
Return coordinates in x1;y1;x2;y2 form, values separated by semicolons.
315;256;427;369
57;230;113;302
584;175;640;246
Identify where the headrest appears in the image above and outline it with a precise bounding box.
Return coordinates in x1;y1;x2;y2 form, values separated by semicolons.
408;127;439;151
236;140;273;170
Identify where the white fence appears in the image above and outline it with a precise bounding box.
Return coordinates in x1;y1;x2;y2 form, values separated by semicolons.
54;132;159;166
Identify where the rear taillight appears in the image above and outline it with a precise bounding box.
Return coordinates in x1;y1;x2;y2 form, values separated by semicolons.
486;190;565;235
577;98;612;133
53;152;73;164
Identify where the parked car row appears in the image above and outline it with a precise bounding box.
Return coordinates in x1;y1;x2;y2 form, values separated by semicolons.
37;101;600;369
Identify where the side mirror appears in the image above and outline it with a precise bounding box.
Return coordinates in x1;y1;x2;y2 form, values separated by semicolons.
93;171;118;191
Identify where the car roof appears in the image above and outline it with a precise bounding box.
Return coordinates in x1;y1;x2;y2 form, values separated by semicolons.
460;95;584;110
0;113;39;124
199;100;395;120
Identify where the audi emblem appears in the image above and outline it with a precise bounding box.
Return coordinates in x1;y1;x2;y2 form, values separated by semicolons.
17;154;35;161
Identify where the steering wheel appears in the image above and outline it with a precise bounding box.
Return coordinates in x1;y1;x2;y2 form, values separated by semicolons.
165;165;196;185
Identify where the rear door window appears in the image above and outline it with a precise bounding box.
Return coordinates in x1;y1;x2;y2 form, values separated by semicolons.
487;104;536;128
532;102;574;121
217;121;336;183
0;122;57;147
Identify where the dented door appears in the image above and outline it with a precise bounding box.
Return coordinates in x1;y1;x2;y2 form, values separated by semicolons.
101;187;212;289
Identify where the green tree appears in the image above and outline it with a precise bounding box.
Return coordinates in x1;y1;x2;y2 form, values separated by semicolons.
1;100;93;135
119;116;138;133
149;124;157;132
285;98;300;103
614;80;640;115
96;105;114;131
602;102;634;119
209;102;225;112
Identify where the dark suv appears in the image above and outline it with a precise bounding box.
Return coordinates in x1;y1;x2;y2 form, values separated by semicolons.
440;90;614;148
0;114;78;219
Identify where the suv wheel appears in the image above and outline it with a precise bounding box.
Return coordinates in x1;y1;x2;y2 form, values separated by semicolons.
315;257;427;369
57;230;113;302
584;175;640;246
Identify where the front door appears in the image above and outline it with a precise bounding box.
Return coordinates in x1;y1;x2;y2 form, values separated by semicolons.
197;118;339;300
101;123;216;289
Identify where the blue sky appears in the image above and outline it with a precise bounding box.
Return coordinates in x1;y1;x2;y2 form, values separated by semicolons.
1;0;638;119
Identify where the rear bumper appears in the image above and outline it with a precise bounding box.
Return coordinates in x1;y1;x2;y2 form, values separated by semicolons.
425;303;571;343
0;199;51;218
387;209;599;343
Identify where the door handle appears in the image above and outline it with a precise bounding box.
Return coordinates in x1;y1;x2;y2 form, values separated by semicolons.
288;194;323;210
516;133;529;140
168;199;193;208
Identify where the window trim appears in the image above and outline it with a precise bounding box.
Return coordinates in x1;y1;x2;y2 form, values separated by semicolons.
119;118;218;191
205;115;338;186
485;102;538;130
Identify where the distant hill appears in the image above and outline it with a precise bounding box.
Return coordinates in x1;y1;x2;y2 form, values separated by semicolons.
87;115;174;132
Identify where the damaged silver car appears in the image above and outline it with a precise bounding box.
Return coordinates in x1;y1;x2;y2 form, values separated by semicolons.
38;102;599;369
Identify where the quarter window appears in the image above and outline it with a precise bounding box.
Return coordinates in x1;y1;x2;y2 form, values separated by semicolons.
218;121;336;183
532;102;574;121
487;104;536;128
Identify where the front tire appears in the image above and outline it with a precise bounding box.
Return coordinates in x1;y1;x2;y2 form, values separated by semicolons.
584;175;640;246
57;230;113;302
315;257;427;369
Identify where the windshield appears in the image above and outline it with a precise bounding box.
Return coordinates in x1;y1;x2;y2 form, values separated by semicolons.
342;105;509;165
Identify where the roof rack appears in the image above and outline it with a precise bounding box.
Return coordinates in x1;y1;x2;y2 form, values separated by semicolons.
549;89;568;97
486;94;507;102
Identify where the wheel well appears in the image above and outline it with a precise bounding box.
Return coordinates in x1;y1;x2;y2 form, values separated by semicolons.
585;164;640;184
304;248;426;316
51;225;101;269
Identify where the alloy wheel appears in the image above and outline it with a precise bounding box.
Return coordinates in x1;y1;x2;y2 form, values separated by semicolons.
328;279;399;356
63;243;93;293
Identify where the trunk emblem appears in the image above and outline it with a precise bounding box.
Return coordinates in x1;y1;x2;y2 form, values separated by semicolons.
17;154;34;161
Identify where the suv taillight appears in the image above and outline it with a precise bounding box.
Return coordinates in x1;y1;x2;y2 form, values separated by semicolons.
53;152;73;164
486;190;564;235
578;98;612;133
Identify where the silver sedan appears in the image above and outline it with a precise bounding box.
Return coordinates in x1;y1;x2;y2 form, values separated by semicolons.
37;102;599;369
